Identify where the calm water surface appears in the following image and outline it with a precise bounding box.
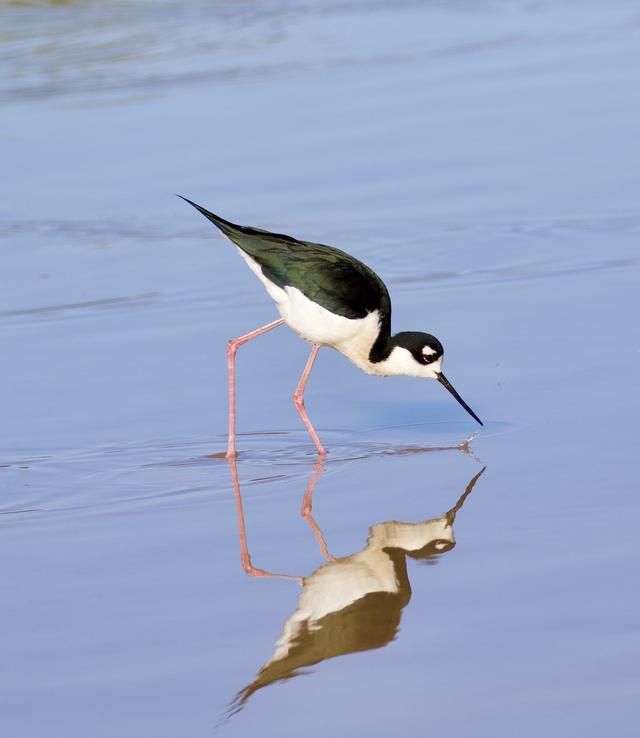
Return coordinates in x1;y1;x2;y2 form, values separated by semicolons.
1;1;639;736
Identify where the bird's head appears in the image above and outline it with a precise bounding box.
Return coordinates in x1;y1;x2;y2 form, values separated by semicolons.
385;332;483;425
390;332;444;378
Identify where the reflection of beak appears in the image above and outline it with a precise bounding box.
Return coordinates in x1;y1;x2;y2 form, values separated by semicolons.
436;372;483;426
445;466;486;525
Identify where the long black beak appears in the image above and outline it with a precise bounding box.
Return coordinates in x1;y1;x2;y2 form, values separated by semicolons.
436;372;483;426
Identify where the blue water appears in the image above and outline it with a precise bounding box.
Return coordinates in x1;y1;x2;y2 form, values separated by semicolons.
1;1;639;736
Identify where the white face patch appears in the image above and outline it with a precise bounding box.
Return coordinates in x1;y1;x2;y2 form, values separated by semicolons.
373;347;442;378
422;346;437;356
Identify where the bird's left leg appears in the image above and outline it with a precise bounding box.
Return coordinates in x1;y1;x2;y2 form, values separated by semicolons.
226;318;285;459
292;344;326;455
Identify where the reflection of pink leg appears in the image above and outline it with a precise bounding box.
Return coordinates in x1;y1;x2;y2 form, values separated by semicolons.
293;344;325;455
301;459;335;561
226;319;285;459
228;456;303;584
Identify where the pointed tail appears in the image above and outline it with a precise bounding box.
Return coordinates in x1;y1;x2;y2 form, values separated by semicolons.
177;195;246;240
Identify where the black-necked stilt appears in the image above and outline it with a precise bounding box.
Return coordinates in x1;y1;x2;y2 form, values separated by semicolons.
180;197;482;457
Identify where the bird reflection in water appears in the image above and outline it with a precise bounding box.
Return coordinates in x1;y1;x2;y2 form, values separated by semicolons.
226;454;485;716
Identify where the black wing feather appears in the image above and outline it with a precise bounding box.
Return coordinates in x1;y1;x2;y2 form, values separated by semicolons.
180;197;391;328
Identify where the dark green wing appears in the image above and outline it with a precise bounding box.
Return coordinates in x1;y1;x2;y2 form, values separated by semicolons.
180;197;391;326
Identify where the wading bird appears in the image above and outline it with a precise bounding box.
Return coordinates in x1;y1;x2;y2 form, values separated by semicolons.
180;197;482;457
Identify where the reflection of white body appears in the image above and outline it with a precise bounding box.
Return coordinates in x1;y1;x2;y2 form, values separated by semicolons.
272;518;454;663
226;461;484;719
231;511;463;715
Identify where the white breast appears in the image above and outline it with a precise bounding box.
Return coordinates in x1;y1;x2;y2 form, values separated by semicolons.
238;248;383;374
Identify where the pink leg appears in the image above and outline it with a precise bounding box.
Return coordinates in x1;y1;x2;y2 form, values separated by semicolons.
293;344;326;455
300;460;335;561
228;456;303;584
226;319;285;459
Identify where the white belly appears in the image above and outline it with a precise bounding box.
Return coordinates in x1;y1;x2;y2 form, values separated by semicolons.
237;248;382;374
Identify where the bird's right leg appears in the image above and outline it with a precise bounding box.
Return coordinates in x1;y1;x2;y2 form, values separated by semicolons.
226;318;284;459
292;344;326;455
